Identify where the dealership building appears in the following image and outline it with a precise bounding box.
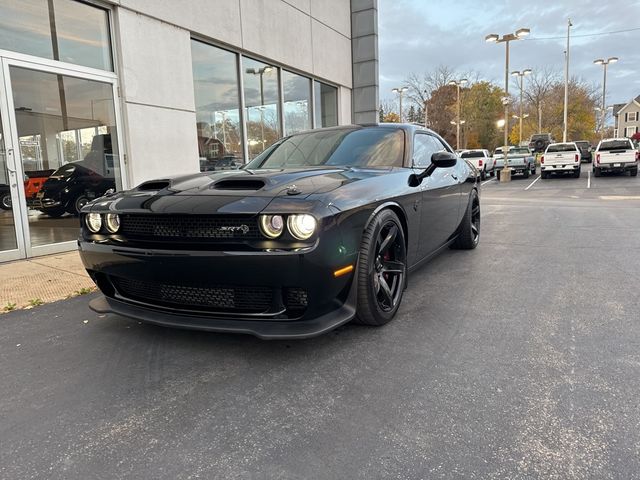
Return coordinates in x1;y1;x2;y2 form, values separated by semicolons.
0;0;379;261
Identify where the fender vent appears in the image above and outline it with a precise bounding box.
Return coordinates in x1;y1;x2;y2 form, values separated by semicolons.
212;179;265;190
136;180;171;191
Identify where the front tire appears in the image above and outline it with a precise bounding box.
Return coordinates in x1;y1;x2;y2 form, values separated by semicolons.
0;192;11;210
452;190;480;250
354;209;407;326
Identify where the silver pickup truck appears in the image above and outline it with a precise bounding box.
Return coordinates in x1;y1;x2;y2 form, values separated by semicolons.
494;146;536;180
593;138;639;177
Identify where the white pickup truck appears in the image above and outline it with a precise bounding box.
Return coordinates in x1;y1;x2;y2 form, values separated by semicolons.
540;142;581;179
459;149;495;180
593;138;639;177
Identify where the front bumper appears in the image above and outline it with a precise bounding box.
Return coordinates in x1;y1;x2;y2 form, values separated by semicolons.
78;240;359;339
27;197;62;209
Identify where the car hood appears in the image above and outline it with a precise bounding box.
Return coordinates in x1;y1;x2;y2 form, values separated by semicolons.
90;167;391;215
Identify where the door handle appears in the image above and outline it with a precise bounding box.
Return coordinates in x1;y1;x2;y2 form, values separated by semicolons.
451;174;458;180
6;148;16;174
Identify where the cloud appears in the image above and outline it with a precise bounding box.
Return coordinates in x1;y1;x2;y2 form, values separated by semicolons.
379;0;640;106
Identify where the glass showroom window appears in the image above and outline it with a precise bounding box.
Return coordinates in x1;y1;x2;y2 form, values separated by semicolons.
283;70;311;136
243;57;281;159
191;40;243;171
314;81;338;128
0;0;113;71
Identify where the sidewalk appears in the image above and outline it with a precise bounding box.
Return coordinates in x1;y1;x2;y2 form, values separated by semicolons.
0;251;95;312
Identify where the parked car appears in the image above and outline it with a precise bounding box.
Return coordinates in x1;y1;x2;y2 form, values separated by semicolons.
540;142;581;179
23;169;55;199
593;138;639;177
28;134;115;217
79;124;481;339
0;184;11;210
574;141;592;163
528;133;554;154
460;149;495;180
494;146;536;179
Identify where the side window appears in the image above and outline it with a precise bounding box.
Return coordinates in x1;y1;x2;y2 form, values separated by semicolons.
413;134;441;168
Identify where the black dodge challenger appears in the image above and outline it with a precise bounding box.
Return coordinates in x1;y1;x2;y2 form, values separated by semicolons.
79;124;480;339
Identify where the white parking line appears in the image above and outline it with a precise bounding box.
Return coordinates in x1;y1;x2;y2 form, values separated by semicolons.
587;170;591;189
481;177;495;186
524;175;541;191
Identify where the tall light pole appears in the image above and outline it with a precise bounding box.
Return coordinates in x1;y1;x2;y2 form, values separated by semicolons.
486;27;530;182
593;57;619;140
391;86;408;122
511;69;532;145
448;78;468;150
562;18;572;142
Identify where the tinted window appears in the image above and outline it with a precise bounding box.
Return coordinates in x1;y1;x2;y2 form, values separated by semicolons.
461;151;485;158
547;144;577;152
413;134;448;168
599;140;632;151
247;128;405;169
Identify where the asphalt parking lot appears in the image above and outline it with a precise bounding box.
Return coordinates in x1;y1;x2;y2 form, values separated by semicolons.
2;166;640;479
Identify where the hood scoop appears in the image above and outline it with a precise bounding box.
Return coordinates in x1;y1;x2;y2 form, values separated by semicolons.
212;178;266;191
136;179;171;191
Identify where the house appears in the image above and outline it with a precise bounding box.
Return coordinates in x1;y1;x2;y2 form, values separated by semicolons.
614;96;640;138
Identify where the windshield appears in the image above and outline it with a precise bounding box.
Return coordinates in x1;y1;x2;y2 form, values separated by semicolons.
575;141;589;148
246;128;405;169
547;144;577;153
511;147;530;154
50;164;76;179
599;140;632;151
461;151;484;158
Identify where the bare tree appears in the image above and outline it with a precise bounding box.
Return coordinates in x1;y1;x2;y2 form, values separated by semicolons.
521;67;559;134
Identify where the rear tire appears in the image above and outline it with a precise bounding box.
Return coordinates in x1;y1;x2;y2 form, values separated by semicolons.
541;171;548;179
631;168;638;177
480;170;486;181
354;209;407;326
452;190;480;250
490;169;495;177
594;167;602;177
573;168;581;178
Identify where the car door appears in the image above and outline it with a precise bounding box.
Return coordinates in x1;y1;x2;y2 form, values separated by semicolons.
413;133;461;260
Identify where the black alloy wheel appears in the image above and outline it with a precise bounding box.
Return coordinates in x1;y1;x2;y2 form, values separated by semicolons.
355;209;407;326
73;196;89;215
0;192;11;210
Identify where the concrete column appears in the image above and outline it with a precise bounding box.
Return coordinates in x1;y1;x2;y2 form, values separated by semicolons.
351;0;379;125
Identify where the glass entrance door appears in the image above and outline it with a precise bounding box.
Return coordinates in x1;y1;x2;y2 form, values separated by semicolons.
2;61;122;257
0;58;123;259
0;96;22;260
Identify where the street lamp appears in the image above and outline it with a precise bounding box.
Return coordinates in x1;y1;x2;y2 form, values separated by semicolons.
593;57;619;140
511;69;532;145
246;66;274;154
485;27;530;182
391;86;409;122
448;78;468;150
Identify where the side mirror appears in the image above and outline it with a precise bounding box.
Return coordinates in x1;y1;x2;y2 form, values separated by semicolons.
431;151;458;168
408;151;458;187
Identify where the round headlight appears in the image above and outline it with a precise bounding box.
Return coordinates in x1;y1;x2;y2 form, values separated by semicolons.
104;213;120;233
287;214;317;240
259;214;284;239
85;213;102;233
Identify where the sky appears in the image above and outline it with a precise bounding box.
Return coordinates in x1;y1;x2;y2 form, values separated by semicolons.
378;0;640;108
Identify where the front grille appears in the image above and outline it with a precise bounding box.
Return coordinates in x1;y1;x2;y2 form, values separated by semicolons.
285;288;309;311
110;276;309;317
112;277;273;313
119;214;262;242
